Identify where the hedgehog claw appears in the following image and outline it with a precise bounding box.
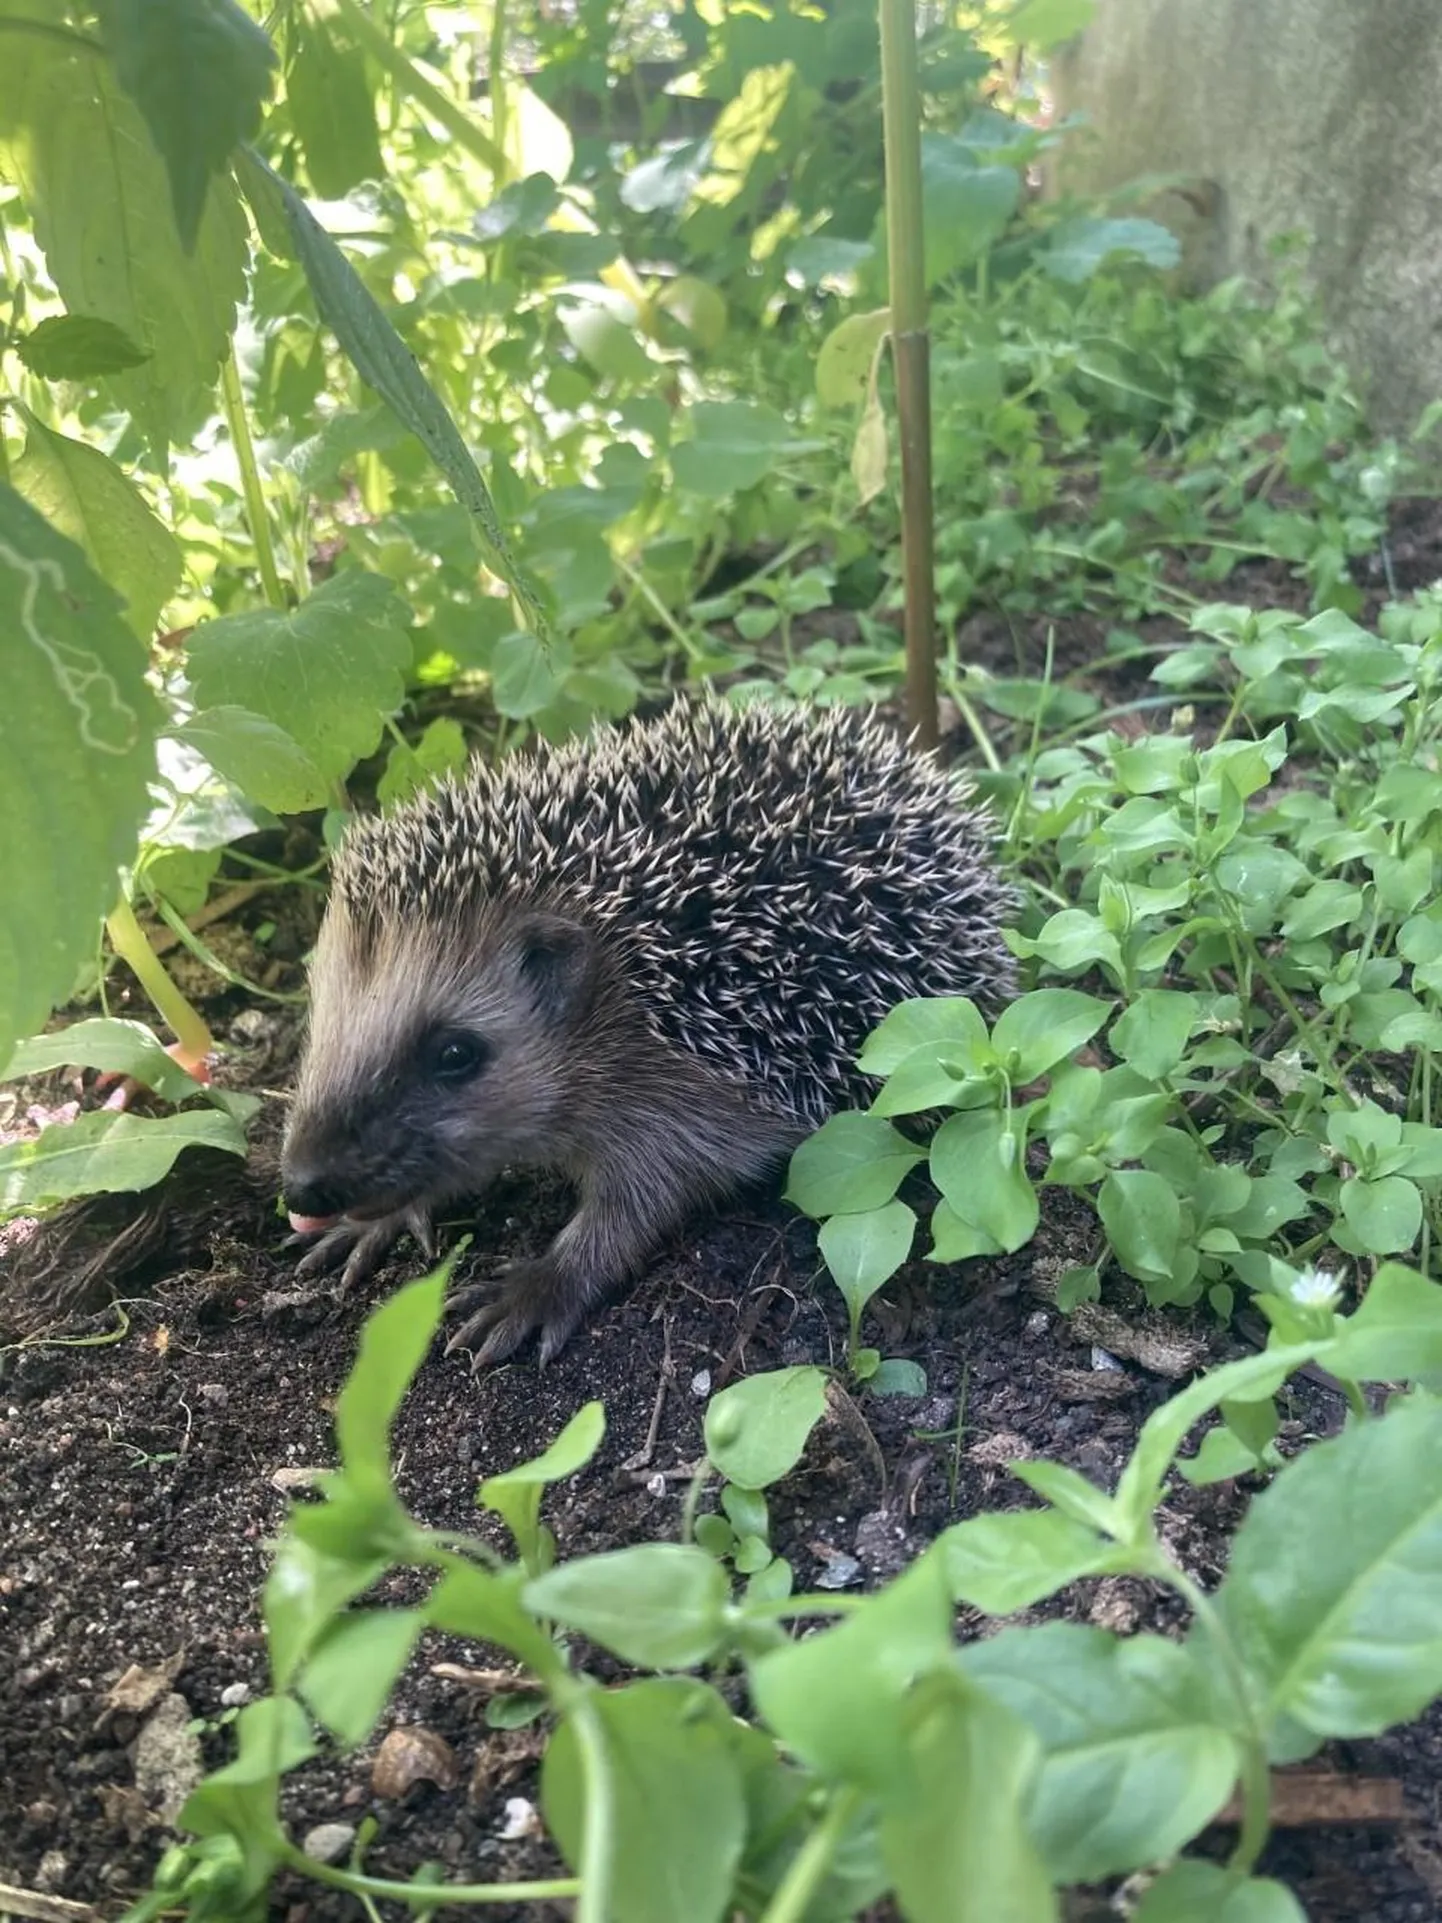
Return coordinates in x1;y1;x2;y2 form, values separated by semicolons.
287;1205;434;1290
443;1259;583;1370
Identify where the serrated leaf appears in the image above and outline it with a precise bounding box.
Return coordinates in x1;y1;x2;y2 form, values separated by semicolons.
15;313;150;378
287;8;383;200
11;412;181;641
0;1108;246;1215
98;0;276;251
1;33;250;453
1213;1396;1442;1741
185;571;410;784
173;706;329;815
238;151;552;645
0;484;160;1066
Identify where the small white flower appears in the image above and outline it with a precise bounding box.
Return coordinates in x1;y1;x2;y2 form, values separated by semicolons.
1287;1264;1342;1310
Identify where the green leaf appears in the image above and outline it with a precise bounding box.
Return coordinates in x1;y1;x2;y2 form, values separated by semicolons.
1098;1170;1181;1286
931;1109;1039;1252
880;1667;1056;1923
424;1561;557;1673
238;151;552;644
785;1112;924;1216
559;295;653;384
542;1679;746;1923
335;1265;451;1490
1010;1460;1124;1538
920;138;1021;282
1042;216;1180;284
0;1108;246;1216
704;1366;828;1491
173;707;329;815
1327;1264;1442;1384
0;486;160;1067
186;572;411;784
98;0;276;250
998;0;1096;49
15;313;150;378
481;1400;606;1564
1109;990;1198;1082
816;308;890;410
524;1545;730;1669
491;629;567;718
178;1694;315;1849
941;1510;1125;1615
1339;1174;1422;1254
1213;1396;1442;1741
262;1534;390;1689
961;1624;1239;1881
299;1608;424;1746
858;997;991;1077
870;1358;928;1397
376;716;470;810
1133;1860;1306;1923
990;989;1110;1082
287;8;383;200
1;35;249;452
671;400;806;497
749;1550;956;1792
2;1016;203;1105
818;1200;915;1320
11;413;182;641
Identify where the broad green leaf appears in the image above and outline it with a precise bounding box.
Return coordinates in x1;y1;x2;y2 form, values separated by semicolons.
0;488;160;1067
920;137;1021;282
671;400;805;497
1;1016;202;1103
15;313;150;378
376;716;470;810
749;1550;955;1792
858;997;991;1077
784;1112;924;1216
1213;1396;1442;1740
931;1109;1039;1251
299;1608;424;1746
1339;1174;1422;1254
238;152;552;644
287;8;383;199
998;0;1096;50
816;308;890;410
1108;990;1198;1081
98;0;276;250
1098;1169;1181;1286
818;1200;915;1316
928;1198;1003;1262
0;1107;246;1215
961;1624;1239;1881
1;34;249;451
424;1561;557;1673
656;274;727;351
186;571;411;784
990;989;1110;1082
542;1679;745;1923
851;382;888;506
524;1545;730;1669
262;1534;390;1689
1133;1860;1306;1923
705;1366;828;1491
335;1264;451;1490
173;707;329;815
1042;216;1180;284
12;413;182;641
1010;1460;1124;1538
1327;1263;1442;1384
560;295;653;384
941;1510;1126;1615
869;1039;989;1115
178;1695;315;1848
491;629;567;718
881;1667;1056;1923
871;1358;928;1397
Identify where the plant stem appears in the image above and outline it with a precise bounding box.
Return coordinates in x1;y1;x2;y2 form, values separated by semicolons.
553;1681;615;1923
220;349;286;611
878;0;937;750
279;1845;579;1908
758;1784;863;1923
105;897;214;1073
331;0;506;173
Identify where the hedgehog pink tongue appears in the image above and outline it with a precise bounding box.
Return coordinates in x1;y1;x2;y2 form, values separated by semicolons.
288;1211;340;1234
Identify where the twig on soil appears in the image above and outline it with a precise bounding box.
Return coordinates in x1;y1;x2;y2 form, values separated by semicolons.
1213;1772;1407;1829
0;1884;97;1923
621;1316;675;1471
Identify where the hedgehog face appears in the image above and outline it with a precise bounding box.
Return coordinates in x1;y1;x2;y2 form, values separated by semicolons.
282;900;602;1227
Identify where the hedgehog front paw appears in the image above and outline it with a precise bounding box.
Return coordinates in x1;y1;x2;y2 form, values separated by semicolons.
286;1205;435;1292
443;1257;588;1370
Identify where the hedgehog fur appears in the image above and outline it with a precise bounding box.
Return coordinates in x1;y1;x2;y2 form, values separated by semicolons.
282;696;1014;1365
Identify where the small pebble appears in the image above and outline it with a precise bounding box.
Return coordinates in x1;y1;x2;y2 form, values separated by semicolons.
690;1369;712;1398
301;1822;357;1864
500;1797;542;1840
197;1383;229;1406
1024;1311;1050;1338
219;1681;251;1708
1090;1346;1124;1373
814;1554;862;1591
646;1472;667;1499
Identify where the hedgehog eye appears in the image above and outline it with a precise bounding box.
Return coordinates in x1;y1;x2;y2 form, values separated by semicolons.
432;1033;490;1085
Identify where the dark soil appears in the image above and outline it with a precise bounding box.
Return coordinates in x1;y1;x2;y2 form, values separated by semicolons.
5;505;1442;1922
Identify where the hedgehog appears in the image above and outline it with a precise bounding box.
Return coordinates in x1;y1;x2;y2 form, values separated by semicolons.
281;696;1015;1366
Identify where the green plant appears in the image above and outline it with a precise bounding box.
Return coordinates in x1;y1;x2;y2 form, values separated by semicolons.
120;1251;1442;1922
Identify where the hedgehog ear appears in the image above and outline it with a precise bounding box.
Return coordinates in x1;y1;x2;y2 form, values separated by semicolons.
515;911;598;1026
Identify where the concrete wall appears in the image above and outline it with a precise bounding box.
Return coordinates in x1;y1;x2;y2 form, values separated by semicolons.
1050;0;1442;435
